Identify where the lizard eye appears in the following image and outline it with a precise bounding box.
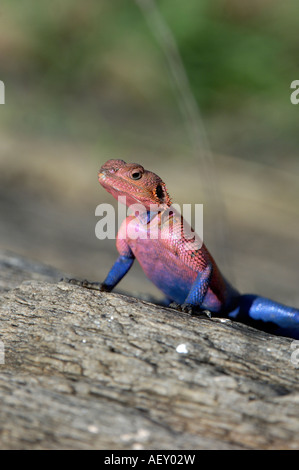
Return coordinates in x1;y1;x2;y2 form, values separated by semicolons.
131;171;142;180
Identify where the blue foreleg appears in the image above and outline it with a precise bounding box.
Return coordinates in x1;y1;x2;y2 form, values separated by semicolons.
102;255;134;291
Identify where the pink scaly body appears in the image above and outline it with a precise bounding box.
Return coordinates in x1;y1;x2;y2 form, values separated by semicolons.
116;212;234;312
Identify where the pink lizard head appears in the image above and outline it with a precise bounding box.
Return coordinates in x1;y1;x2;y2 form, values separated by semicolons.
98;159;171;210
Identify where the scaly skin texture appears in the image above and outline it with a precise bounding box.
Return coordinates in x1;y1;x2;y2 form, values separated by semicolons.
98;159;299;339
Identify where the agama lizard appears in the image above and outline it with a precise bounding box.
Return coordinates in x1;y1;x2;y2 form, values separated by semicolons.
87;159;299;339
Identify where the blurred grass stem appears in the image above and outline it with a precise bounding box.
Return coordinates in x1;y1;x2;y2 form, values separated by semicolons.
136;0;231;272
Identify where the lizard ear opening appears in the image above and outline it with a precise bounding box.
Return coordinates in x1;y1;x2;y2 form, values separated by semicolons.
155;182;171;207
155;184;164;199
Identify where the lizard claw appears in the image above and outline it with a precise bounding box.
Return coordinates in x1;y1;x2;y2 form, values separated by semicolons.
201;309;212;319
60;277;103;291
181;303;196;314
168;301;181;310
169;301;197;314
169;302;212;317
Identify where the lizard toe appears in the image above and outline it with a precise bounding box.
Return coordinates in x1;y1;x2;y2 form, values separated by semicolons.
60;278;102;291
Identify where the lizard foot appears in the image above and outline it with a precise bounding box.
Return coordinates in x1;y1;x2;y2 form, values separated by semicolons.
60;277;107;291
169;302;212;318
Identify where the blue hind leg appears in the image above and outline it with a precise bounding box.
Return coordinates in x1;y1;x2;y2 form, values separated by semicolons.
228;295;299;339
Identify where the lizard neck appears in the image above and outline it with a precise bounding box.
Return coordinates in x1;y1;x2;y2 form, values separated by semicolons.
135;207;174;227
136;210;160;225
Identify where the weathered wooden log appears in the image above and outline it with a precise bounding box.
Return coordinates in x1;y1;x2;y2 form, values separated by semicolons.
0;251;298;449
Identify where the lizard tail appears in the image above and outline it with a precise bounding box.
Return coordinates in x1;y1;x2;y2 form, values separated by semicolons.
228;294;299;339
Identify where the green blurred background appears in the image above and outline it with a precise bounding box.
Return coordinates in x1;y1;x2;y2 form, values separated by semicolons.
0;0;298;305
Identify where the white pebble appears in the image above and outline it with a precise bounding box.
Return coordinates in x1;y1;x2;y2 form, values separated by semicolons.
87;425;99;433
176;343;188;354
